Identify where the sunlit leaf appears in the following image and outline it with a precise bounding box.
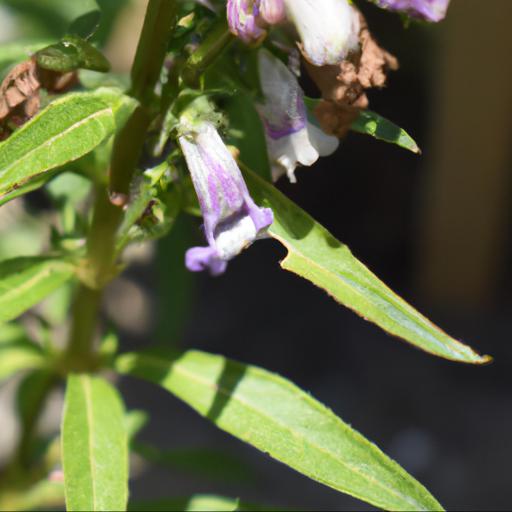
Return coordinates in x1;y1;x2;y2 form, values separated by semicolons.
35;35;110;73
243;166;490;365
0;257;74;323
351;110;420;154
116;350;444;511
0;92;116;200
62;374;128;512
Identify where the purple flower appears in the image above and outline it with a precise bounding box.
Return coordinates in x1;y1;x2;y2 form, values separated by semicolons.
227;0;360;66
257;50;339;182
226;0;266;44
259;0;286;24
373;0;450;22
179;121;273;275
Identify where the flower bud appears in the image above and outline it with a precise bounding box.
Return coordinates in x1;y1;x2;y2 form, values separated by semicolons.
227;0;266;44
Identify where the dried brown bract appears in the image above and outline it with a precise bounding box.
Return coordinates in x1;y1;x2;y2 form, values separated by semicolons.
0;58;77;140
306;9;398;138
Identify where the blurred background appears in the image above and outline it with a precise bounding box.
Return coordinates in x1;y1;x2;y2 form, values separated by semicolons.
0;0;511;510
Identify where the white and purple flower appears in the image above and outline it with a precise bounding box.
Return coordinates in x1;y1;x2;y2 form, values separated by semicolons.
179;121;273;275
227;0;360;66
372;0;450;22
226;0;267;44
283;0;360;66
257;50;339;182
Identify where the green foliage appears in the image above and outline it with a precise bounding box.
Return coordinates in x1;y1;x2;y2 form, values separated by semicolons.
351;110;421;154
116;350;444;511
0;257;74;323
0;92;116;200
243;166;490;364
0;2;489;511
0;324;45;381
62;374;129;512
35;35;110;73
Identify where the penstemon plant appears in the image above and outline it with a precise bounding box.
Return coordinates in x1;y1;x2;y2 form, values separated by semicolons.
0;0;490;510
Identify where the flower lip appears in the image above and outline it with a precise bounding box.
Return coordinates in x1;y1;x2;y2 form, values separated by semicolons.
257;50;339;182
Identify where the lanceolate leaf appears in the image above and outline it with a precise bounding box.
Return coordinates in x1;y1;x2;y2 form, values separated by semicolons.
116;350;444;511
351;110;420;154
0;257;74;323
243;167;490;364
0;92;116;199
62;374;128;512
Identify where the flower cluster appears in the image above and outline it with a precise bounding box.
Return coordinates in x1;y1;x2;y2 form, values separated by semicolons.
181;0;449;274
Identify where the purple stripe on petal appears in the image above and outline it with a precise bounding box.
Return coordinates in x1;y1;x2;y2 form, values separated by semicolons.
373;0;450;22
179;122;273;275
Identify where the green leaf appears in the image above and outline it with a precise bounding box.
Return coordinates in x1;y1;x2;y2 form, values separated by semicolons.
128;495;240;512
0;257;74;323
0;480;65;512
62;374;128;512
0;324;45;381
243;166;490;365
351;110;420;154
0;91;116;199
35;35;110;73
304;98;419;154
116;350;444;511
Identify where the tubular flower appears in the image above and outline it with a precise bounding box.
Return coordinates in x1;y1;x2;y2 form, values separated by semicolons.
179;121;273;275
257;50;339;183
283;0;360;66
372;0;450;22
226;0;266;44
227;0;360;66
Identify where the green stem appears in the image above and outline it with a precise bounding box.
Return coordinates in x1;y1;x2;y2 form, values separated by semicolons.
68;0;179;361
181;19;234;87
3;0;180;482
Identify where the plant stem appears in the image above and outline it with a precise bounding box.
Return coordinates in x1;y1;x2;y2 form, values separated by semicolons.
67;0;179;363
181;19;234;87
4;0;180;479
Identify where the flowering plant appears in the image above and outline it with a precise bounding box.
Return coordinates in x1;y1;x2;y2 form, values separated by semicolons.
0;1;490;510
